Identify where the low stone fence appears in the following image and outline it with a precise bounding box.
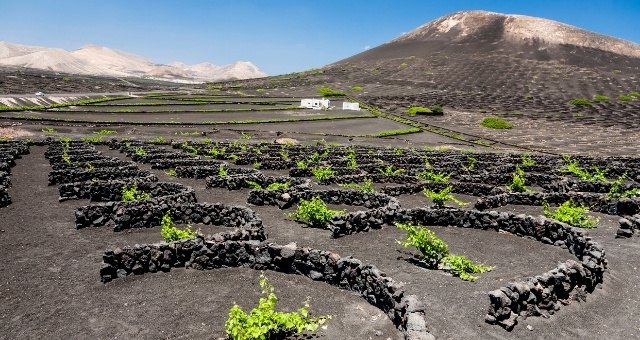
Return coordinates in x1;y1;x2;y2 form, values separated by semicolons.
177;166;257;179
381;181;505;197
51;158;135;171
205;173;308;191
59;178;180;202
393;207;607;330
100;238;433;339
475;192;640;216
150;158;225;170
617;214;640;238
48;166;152;185
75;189;197;229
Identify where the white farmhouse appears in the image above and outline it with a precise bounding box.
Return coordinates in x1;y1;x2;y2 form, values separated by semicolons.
342;102;360;111
301;98;330;110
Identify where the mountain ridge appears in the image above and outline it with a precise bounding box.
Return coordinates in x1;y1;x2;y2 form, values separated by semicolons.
0;41;267;82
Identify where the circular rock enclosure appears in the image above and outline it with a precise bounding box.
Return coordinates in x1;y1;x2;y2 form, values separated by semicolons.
4;136;640;339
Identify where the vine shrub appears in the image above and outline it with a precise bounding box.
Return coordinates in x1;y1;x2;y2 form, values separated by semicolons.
560;157;608;182
160;213;197;242
543;200;598;228
288;196;344;228
311;166;334;182
417;170;450;183
396;222;493;281
423;186;465;207
607;174;640;199
337;178;374;192
121;185;150;202
225;273;330;340
506;166;529;192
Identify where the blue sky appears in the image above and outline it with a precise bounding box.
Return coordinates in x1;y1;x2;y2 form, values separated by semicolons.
1;1;638;75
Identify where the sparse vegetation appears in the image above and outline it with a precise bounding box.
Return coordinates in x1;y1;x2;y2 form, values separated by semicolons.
94;129;117;135
423;186;465;207
607;174;640;199
481;116;513;129
121;185;150;202
618;95;632;102
225;273;330;340
406;106;432;115
396;222;493;281
593;94;609;102
350;85;363;92
311;165;334;182
337;178;374;192
507;166;529;192
41;127;56;133
316;87;345;97
288;196;344;228
543;200;598;228
569;98;593;107
165;168;177;177
417;170;451;183
560;156;608;182
160;213;198;242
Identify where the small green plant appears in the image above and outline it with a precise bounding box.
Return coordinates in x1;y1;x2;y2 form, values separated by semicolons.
593;94;609;102
266;182;290;191
607;174;640;199
147;136;167;144
207;143;227;158
94;129;117;135
543;200;598;228
442;254;494;282
462;156;477;171
521;152;536;167
295;159;308;169
241;132;252;140
396;222;448;267
245;180;263;190
41;127;56;133
82;136;104;144
481;117;513;129
380;164;404;175
121;185;151;202
279;150;290;160
338;178;374;192
85;162;95;172
225;273;330;340
345;150;357;169
165;168;177;177
350;85;363;92
288;196;344;228
160;213;198;242
423;186;465;207
569;98;593;107
399;62;409;69
417;170;450;183
316;87;345;97
395;222;492;281
560;157;608;182
507;166;529;192
311;166;334;182
406;106;432;115
135;148;146;156
251;161;262;169
218;164;229;177
618;95;632;102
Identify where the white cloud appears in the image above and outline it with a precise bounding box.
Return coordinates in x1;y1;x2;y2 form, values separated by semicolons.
364;45;371;50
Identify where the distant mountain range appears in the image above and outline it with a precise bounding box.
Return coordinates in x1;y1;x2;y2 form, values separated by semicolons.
0;41;267;82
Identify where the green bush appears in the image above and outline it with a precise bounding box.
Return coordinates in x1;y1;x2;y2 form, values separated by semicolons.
379;164;404;175
94;129;117;135
147;136;167;144
266;182;290;191
288;196;344;228
165;168;177;177
607;174;640;199
406;106;432;115
629;91;640;99
316;87;345;97
225;273;330;340
396;222;448;267
569;98;593;107
311;166;334;182
442;254;494;282
417;170;450;183
395;222;493;281
338;178;374;192
593;94;609;102
543;200;598;228
560;157;608;182
121;185;151;202
521;153;536;167
218;164;229;177
481;117;513;129
160;213;197;242
430;105;444;115
507;166;529;192
135;148;146;156
618;95;632;102
423;186;465;207
350;85;363;92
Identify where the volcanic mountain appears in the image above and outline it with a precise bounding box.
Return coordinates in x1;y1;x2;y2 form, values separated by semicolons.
275;10;639;127
0;41;267;82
